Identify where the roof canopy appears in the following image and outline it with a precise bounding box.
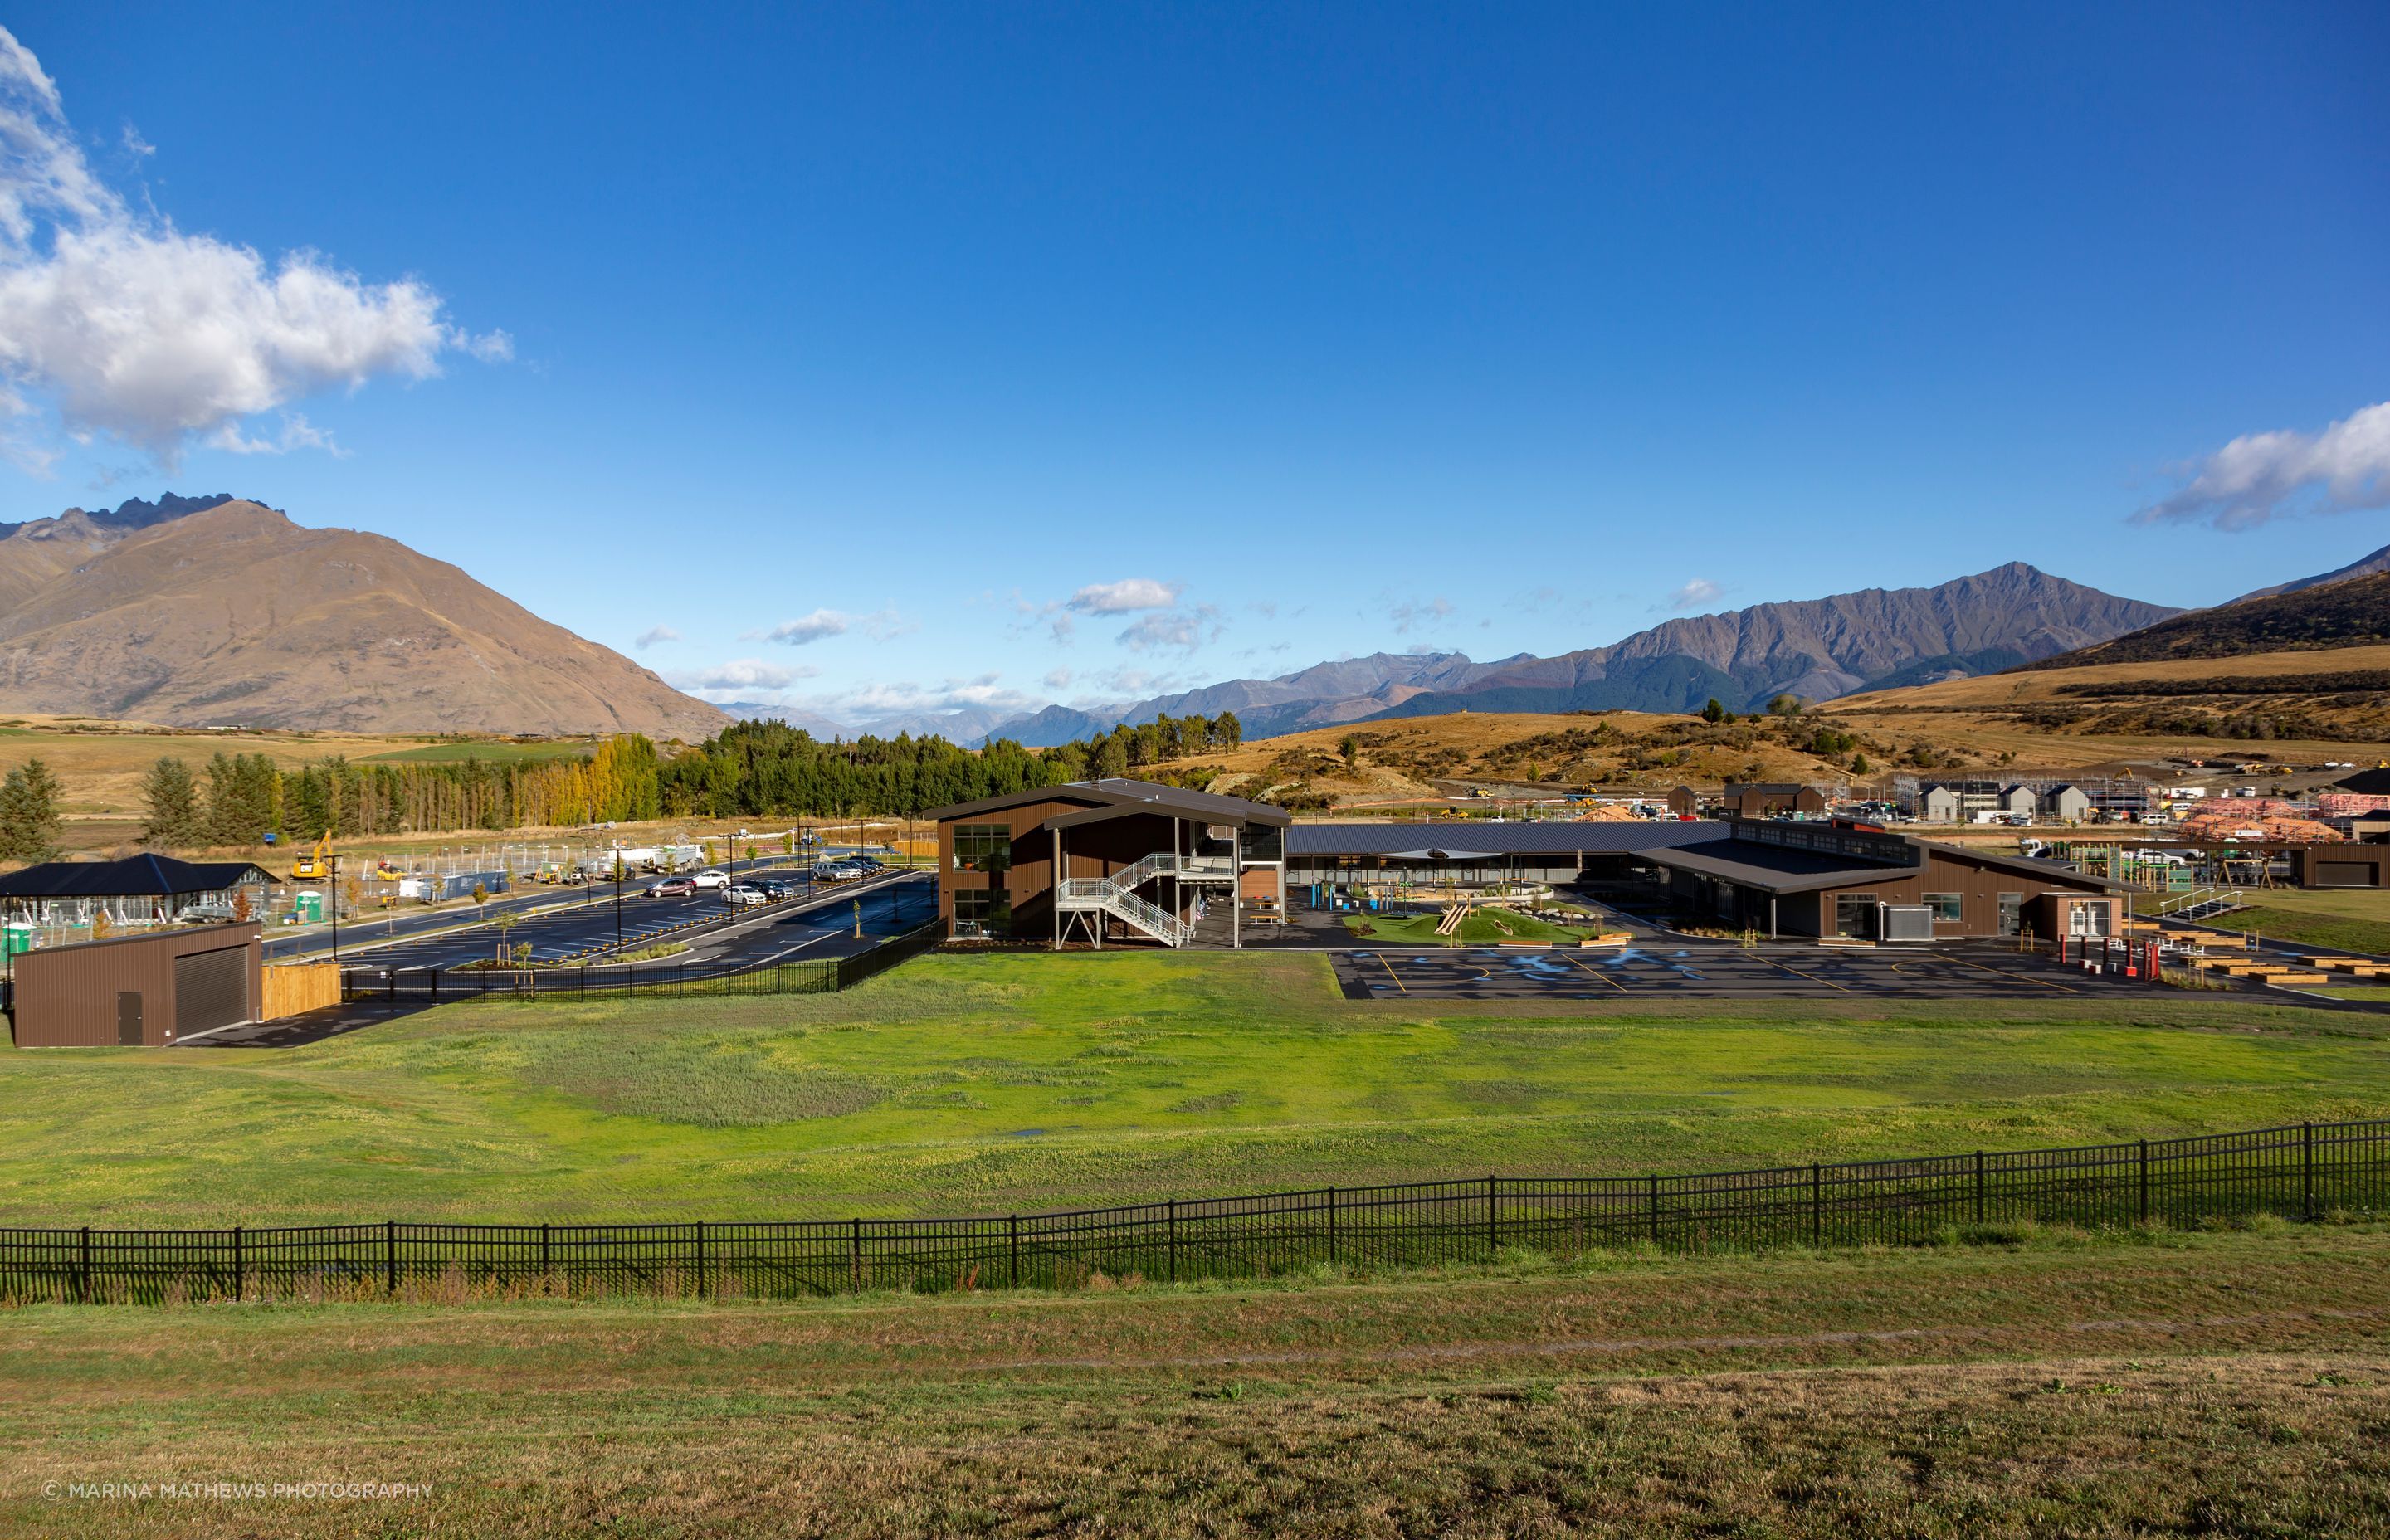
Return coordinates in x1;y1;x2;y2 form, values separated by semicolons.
0;854;276;899
1285;821;1724;858
927;777;1292;828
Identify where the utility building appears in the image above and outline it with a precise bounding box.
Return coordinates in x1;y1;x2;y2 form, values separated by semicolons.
1642;818;2122;941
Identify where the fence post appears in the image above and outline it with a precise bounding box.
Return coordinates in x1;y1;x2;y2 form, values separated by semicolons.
2137;1139;2149;1224
2303;1123;2315;1220
850;1216;862;1292
232;1225;244;1302
1009;1215;1020;1289
78;1225;90;1304
695;1221;707;1299
1327;1186;1339;1264
1167;1200;1178;1282
1974;1151;1985;1226
1485;1174;1499;1256
678;962;685;999
1647;1174;1660;1245
1809;1165;1821;1246
385;1220;397;1295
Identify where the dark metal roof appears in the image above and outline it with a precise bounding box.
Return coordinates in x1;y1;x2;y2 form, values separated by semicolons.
926;777;1292;828
0;855;276;899
1285;821;1727;858
1646;833;2123;894
1643;839;1918;894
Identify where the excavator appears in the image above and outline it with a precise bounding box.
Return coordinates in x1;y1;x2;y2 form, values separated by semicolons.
290;833;330;881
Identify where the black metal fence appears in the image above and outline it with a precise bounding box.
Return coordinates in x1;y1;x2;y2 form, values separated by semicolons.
2;1120;2380;1305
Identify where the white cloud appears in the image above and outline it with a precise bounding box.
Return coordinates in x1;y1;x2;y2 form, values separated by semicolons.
1663;578;1723;612
2135;401;2390;530
1389;596;1455;634
1042;667;1073;690
0;27;504;465
1116;603;1222;655
633;625;680;650
753;609;849;645
748;607;910;645
1069;578;1181;614
206;412;342;456
666;659;822;694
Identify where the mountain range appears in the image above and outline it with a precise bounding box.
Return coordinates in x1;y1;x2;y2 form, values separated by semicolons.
0;495;728;738
957;563;2180;746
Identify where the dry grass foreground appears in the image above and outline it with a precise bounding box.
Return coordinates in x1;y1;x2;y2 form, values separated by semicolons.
0;1225;2384;1536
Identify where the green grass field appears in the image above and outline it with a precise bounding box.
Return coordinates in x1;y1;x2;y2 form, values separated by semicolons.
1;1226;2384;1537
1341;904;1581;945
2;952;2383;1226
2222;887;2390;957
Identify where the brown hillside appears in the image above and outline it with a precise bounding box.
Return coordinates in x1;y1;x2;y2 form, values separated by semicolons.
1827;643;2390;763
0;501;728;738
1156;711;1858;805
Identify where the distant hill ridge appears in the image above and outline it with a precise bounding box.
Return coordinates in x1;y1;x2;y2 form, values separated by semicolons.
967;563;2176;748
2013;570;2390;671
1367;563;2178;720
0;495;729;738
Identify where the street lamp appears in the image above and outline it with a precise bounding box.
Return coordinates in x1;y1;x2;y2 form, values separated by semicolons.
613;851;625;953
329;851;339;962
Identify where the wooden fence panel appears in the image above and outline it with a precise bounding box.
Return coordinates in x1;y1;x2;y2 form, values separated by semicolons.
261;963;343;1020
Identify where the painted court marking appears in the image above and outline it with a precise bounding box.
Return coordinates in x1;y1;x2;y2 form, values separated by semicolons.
1748;951;1856;994
1949;954;2078;994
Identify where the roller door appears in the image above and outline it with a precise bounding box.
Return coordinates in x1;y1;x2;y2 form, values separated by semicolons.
2314;861;2379;889
173;948;250;1039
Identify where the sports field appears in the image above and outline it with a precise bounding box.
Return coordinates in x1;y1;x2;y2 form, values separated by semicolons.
2218;887;2390;958
1;951;2383;1227
1;1226;2383;1537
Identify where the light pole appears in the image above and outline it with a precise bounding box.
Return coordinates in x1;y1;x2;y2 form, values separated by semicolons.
613;852;625;953
329;851;339;962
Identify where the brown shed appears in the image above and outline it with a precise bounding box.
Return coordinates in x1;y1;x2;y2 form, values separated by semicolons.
2288;845;2390;889
9;924;264;1048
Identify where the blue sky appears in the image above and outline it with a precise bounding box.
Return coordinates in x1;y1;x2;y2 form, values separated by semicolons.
2;4;2386;732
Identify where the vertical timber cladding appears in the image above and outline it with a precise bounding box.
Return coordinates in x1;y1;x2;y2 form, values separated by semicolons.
9;924;263;1048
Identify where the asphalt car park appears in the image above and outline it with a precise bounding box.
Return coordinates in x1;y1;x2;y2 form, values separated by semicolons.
1331;942;2158;1001
320;860;918;973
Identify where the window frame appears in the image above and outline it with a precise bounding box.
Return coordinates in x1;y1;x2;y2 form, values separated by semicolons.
951;821;1012;873
1921;892;1964;924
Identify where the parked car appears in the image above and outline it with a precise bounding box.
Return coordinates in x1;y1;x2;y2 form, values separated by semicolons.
724;884;771;907
758;878;798;899
812;860;862;882
851;855;886;872
645;876;696;899
690;869;731;890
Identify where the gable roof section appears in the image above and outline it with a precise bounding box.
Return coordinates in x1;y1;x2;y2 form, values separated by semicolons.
0;855;276;898
1646;831;2121;894
1285;821;1726;857
926;777;1292;828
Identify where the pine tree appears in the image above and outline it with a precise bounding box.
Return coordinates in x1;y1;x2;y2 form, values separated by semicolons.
1700;698;1726;724
139;757;205;848
0;757;64;863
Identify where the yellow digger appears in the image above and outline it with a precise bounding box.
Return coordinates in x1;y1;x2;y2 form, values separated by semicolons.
290;833;330;881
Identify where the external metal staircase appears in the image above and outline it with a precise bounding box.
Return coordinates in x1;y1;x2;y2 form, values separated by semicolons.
1055;850;1236;947
2156;887;2245;923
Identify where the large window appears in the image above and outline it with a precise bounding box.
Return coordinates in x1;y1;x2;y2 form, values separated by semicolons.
952;822;1012;873
952;889;1010;939
1922;893;1963;923
2066;899;2111;938
1833;893;1879;938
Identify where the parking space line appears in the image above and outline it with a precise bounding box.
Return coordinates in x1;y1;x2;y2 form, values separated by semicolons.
1750;951;1856;993
1949;955;2077;993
